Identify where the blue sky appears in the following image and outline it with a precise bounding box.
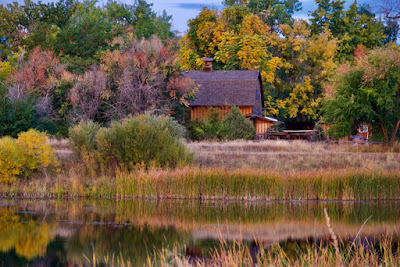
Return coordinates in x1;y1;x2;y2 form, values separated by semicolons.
2;0;374;34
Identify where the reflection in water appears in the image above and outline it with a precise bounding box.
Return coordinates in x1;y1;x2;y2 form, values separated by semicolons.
0;207;56;260
0;200;399;265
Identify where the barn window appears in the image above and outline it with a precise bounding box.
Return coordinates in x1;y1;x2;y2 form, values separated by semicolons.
358;124;368;133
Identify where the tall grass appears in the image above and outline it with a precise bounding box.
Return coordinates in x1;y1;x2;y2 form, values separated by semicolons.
145;209;400;266
2;167;400;200
79;235;400;267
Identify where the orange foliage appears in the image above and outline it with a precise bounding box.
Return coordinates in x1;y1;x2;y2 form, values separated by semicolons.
7;48;69;100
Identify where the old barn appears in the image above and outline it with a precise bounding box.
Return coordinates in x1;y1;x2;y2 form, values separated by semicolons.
182;58;278;135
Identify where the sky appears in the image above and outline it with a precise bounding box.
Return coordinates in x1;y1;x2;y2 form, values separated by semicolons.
1;0;374;34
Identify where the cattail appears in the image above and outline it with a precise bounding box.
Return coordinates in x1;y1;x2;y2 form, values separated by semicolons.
324;208;343;267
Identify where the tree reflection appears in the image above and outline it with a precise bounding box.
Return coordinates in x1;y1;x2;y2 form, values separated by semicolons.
0;200;400;265
0;207;56;260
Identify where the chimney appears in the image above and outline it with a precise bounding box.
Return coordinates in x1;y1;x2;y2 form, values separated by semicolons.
202;57;214;72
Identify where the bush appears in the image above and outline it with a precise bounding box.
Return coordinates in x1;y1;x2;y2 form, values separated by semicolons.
188;108;228;141
0;129;58;182
222;107;255;140
68;121;102;175
68;121;101;155
0;137;23;182
69;115;192;172
188;107;255;141
17;130;59;177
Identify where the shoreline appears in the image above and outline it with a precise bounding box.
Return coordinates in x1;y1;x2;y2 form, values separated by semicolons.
3;196;400;202
1;167;400;201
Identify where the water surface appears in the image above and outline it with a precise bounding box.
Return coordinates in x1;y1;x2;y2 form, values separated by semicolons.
0;199;399;265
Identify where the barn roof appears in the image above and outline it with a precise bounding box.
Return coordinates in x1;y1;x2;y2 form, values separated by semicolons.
182;70;262;107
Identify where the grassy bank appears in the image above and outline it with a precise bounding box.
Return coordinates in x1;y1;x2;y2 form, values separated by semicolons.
2;167;400;200
1;139;400;200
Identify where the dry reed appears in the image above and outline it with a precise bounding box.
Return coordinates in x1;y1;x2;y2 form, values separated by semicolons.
2;167;400;200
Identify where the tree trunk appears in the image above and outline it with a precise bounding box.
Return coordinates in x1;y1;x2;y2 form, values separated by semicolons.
389;119;400;145
379;121;389;143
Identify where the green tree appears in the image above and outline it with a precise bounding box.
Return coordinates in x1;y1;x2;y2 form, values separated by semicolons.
224;0;302;32
310;0;386;60
55;1;119;72
0;86;38;138
0;2;24;60
222;107;256;140
322;47;400;144
0;0;78;59
131;0;174;39
0;0;174;71
104;0;174;39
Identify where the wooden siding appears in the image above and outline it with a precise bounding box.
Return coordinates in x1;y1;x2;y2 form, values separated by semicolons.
190;106;253;121
254;119;275;134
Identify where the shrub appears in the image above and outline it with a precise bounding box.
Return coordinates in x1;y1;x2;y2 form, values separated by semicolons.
17;130;59;177
68;122;102;175
0;129;58;182
188;108;228;141
0;137;23;182
68;121;101;155
69;115;192;172
222;107;256;140
188;107;255;141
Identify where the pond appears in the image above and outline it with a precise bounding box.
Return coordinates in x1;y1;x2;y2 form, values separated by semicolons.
0;199;399;265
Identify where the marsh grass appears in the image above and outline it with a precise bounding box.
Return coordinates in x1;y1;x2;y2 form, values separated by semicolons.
3;139;400;200
80;235;400;267
2;167;400;200
146;210;400;266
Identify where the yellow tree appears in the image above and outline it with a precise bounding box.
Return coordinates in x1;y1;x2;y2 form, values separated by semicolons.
179;6;280;83
267;21;337;120
180;7;337;121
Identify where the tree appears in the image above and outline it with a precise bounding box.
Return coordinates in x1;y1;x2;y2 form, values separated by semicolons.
0;48;72;137
383;18;399;43
180;6;338;121
322;47;400;144
104;0;174;39
266;21;337;120
310;0;386;60
0;86;38;138
0;0;174;71
224;0;302;32
222;107;256;140
69;66;106;123
0;2;24;60
55;1;119;72
130;0;174;39
375;0;400;42
377;0;400;20
0;0;79;59
180;6;280;83
70;37;196;124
